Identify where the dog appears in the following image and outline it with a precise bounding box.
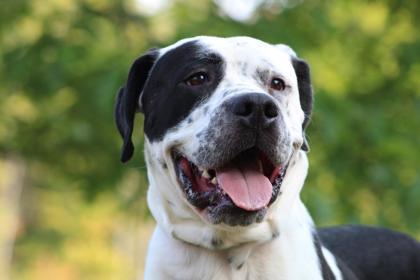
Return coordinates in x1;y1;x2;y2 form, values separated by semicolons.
115;36;420;279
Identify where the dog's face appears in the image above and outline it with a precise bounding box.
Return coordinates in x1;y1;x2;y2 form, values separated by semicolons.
116;36;312;234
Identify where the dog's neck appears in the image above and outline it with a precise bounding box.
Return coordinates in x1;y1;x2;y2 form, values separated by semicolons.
144;150;335;279
145;200;327;280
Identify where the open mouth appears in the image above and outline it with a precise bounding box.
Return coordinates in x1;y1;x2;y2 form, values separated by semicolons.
173;147;288;224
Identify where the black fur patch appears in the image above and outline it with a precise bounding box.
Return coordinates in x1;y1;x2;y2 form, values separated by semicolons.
141;41;225;142
313;233;336;280
291;58;313;151
211;237;224;248
272;230;280;239
319;225;420;280
115;50;159;162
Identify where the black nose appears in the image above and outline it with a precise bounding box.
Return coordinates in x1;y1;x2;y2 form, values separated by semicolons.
227;93;279;129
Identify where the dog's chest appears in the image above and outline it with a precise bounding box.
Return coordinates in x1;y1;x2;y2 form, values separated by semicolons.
145;226;323;280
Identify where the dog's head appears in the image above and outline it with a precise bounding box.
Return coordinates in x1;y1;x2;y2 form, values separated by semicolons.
115;36;313;245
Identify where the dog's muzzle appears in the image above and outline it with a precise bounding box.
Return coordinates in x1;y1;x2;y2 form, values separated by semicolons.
173;92;292;226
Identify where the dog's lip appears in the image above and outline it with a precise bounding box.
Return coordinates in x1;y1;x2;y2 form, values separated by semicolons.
172;148;288;213
173;149;281;184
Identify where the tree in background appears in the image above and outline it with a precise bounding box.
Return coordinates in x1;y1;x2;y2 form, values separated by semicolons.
1;0;419;278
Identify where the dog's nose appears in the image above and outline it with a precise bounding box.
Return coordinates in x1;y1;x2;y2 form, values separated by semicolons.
227;93;279;129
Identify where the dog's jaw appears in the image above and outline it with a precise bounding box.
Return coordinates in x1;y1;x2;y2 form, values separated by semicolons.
145;138;309;250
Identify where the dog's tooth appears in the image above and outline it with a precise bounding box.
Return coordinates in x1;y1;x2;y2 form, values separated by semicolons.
202;170;210;179
211;177;217;185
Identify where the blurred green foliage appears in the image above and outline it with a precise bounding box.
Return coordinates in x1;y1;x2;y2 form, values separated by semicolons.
1;0;419;278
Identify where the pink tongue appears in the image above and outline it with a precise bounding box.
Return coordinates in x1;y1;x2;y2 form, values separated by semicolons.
216;160;272;211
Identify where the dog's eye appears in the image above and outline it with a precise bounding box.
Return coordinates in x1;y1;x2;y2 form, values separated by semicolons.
185;72;209;86
270;78;285;91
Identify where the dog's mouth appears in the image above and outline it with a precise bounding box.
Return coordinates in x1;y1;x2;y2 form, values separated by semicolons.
173;148;288;225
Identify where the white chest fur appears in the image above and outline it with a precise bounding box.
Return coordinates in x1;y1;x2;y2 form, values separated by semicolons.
144;202;325;280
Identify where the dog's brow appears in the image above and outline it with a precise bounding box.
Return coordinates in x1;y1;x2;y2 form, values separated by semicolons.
182;53;223;73
196;53;222;63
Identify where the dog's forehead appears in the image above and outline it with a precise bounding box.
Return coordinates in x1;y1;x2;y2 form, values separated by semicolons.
159;36;295;70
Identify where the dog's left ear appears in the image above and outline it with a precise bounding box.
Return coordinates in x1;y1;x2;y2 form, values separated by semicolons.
115;49;159;163
292;57;313;152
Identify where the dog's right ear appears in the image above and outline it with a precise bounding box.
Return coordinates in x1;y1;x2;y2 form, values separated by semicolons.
291;57;313;152
115;49;159;163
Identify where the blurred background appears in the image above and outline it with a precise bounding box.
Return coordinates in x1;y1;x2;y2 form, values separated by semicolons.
0;0;419;279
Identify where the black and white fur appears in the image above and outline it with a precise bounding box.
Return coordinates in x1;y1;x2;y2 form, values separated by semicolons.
115;36;420;280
